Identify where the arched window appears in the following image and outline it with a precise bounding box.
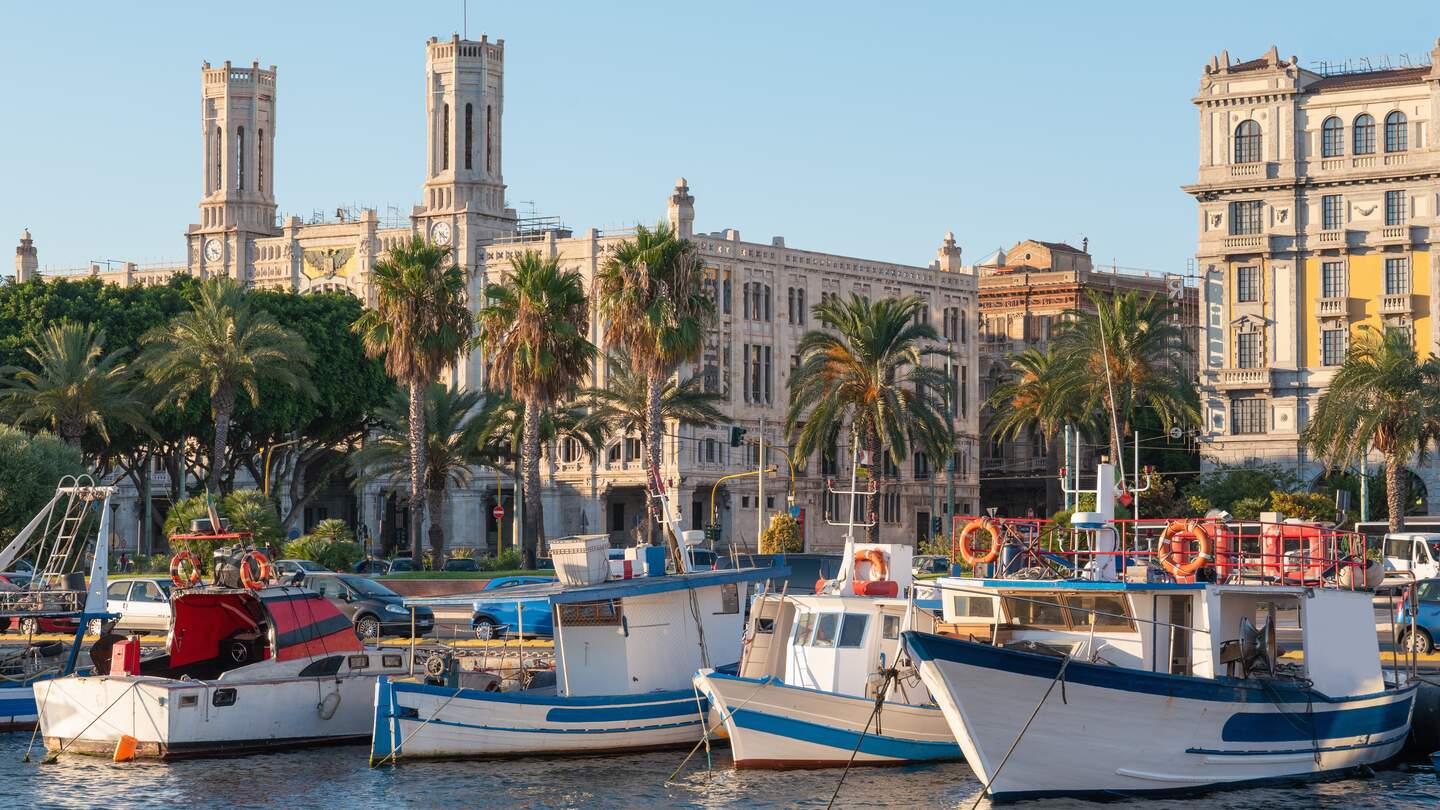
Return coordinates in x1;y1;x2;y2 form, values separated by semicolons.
1233;120;1262;164
257;129;265;192
236;126;245;190
1321;116;1344;158
1385;111;1408;153
441;103;450;171
464;104;473;170
1353;114;1375;155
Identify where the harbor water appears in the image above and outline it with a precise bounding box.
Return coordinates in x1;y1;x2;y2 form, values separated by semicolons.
3;735;1439;809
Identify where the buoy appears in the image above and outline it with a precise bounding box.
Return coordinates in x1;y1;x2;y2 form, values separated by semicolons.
113;734;138;762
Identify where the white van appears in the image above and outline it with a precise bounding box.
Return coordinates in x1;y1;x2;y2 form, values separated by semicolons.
1382;532;1440;582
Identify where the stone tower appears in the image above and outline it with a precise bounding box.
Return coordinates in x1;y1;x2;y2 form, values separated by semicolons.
418;34;515;256
936;230;963;272
14;229;37;282
668;178;695;238
189;60;279;281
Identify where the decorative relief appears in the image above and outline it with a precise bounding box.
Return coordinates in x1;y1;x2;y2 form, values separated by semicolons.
302;247;356;280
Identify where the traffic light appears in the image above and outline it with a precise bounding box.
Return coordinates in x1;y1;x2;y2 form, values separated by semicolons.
931;515;943;534
730;426;747;447
705;524;722;544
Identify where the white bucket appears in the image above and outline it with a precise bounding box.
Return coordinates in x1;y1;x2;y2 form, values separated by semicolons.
550;534;610;587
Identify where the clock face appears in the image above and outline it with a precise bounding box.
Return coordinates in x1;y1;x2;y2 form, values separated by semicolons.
430;221;452;246
203;238;223;262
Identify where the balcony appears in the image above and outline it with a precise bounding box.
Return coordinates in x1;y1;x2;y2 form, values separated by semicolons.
1352;156;1377;169
1315;229;1345;247
1378;225;1412;244
1229;163;1263;178
1384;154;1408;167
1380;293;1410;315
1214;368;1270;390
1316;297;1346;318
1223;235;1265;254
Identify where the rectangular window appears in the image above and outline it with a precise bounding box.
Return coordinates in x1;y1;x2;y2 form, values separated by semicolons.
742;282;751;319
763;346;773;404
838;614;868;648
1385;258;1410;295
1321;261;1344;299
952;595;995;619
882;492;901;524
1004;594;1068;629
811;613;839;648
1321;195;1343;231
1235;332;1260;369
1230;200;1262;235
1062;594;1133;630
1321;329;1346;366
1231;397;1266;435
792;612;815;645
1386;190;1407;226
722;272;732;315
1235;266;1259;303
882;614;901;640
742;343;751;402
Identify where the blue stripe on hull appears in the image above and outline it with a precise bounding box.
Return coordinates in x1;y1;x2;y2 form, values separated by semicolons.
396;715;699;735
730;707;962;762
1222;699;1412;742
546;699;702;723
0;692;36;720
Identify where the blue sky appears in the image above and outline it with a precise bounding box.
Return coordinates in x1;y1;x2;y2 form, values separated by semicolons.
3;1;1438;274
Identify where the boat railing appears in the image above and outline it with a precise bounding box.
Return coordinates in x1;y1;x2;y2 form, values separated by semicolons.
949;515;1372;590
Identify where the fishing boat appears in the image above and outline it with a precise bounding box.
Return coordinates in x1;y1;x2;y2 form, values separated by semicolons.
37;531;410;759
905;462;1417;801
370;472;785;763
0;479;118;732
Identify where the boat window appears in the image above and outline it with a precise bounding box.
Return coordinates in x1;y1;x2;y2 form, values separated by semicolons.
558;600;622;626
838;614;868;648
212;687;237;707
793;611;816;644
1062;594;1133;630
1003;594;1068;629
382;654;404;668
299;656;344;677
719;583;740;614
882;614;901;640
348;655;370;669
754;617;775;634
952;595;995;619
178;694;198;708
812;613;840;648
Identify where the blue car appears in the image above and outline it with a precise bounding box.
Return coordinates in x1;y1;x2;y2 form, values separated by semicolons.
1400;578;1440;654
471;575;555;639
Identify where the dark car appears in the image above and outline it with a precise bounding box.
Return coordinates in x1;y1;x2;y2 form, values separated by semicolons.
387;557;415;573
353;557;391;575
303;573;434;640
442;557;480;572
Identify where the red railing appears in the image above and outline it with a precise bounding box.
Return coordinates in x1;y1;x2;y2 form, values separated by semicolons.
949;515;1371;590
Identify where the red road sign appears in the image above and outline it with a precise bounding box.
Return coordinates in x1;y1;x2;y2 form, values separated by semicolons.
492;504;506;520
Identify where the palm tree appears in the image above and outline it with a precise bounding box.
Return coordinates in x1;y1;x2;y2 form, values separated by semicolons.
985;347;1090;449
354;237;472;566
350;383;498;563
1303;326;1440;532
0;322;148;451
1048;290;1197;468
583;350;726;439
595;223;715;541
476;251;595;568
785;294;952;542
141;278;314;491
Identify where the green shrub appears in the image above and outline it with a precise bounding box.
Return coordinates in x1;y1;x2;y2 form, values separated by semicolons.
283;535;364;571
760;512;803;554
448;547;478;559
1230;496;1269;521
480;549;522;571
307;519;354;544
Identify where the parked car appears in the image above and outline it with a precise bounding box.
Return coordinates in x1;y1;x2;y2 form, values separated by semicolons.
442;557;480;572
0;572;79;634
471;575;556;639
353;557;391;575
273;559;332;579
387;557;415;573
1400;577;1440;654
303;572;434;639
913;554;951;575
91;578;174;635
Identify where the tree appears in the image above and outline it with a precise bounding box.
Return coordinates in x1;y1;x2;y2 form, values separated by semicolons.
760;512;803;554
1048;290;1198;471
140;278;316;493
350;384;498;564
354;237;473;568
477;251;595;568
785;294;951;543
1303;326;1440;532
0;322;148;451
985;346;1093;454
0;426;84;545
163;489;286;562
595;223;715;543
583;351;725;438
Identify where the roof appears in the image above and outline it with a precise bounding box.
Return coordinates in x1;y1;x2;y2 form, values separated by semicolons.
1033;240;1086;254
402;566;788;608
1309;66;1430;93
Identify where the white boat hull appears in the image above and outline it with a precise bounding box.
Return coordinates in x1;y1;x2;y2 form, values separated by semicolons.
38;672;384;759
904;631;1416;801
371;677;709;761
694;670;960;767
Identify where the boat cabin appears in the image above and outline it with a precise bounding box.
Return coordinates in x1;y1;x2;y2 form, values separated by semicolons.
934;579;1385;695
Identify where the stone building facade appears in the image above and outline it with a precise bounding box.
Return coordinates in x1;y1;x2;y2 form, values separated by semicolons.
1185;42;1440;507
977;241;1199;517
12;31;980;554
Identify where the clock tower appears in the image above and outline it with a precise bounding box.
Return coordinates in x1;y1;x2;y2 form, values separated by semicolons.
189;60;279;282
418;34;516;269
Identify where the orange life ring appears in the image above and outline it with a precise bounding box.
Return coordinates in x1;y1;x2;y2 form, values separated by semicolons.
239;550;275;590
169;551;202;588
853;549;889;581
959;519;1001;565
1157;520;1214;578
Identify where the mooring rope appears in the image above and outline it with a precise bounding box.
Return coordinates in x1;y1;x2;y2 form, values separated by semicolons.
967;654;1072;810
825;666;898;810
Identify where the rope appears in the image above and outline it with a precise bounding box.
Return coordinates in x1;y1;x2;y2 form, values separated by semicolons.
967;654;1072;810
370;684;468;768
37;680;141;763
690;682;713;774
22;674;58;762
825;666;897;810
666;676;773;783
